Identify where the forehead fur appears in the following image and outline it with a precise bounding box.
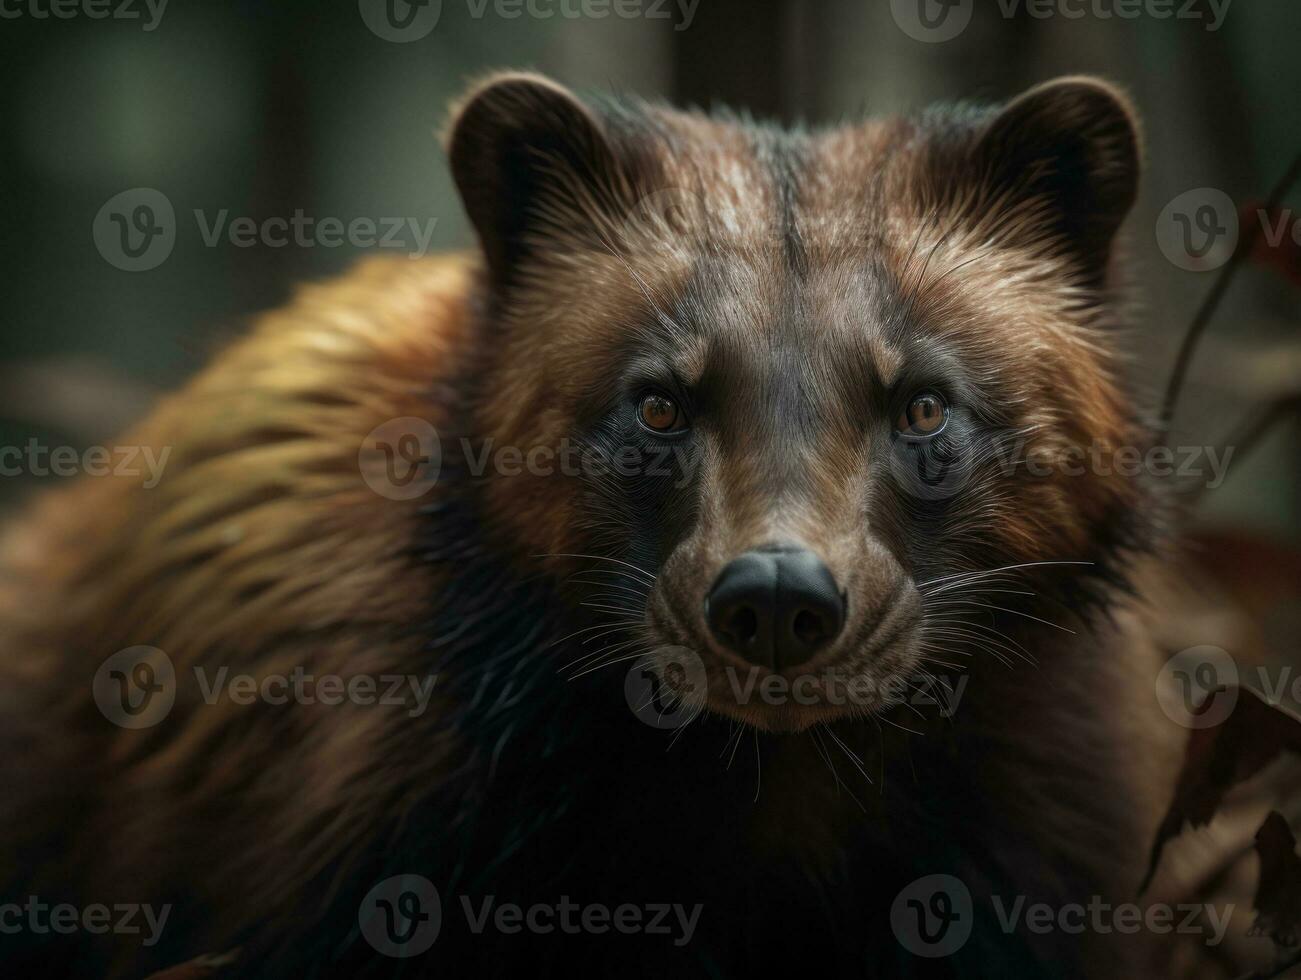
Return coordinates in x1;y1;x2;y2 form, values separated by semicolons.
478;97;1131;455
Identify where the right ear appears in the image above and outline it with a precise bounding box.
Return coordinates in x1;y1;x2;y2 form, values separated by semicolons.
920;76;1141;285
447;73;633;290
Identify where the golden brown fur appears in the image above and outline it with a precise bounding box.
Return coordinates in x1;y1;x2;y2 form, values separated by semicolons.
0;256;475;964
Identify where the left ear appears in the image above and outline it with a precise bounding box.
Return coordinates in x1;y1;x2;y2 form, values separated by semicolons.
445;72;640;293
964;76;1141;279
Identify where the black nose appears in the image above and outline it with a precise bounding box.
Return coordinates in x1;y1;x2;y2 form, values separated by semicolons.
705;545;845;669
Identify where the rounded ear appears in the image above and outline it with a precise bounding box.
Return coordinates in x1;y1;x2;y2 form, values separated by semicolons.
446;73;628;290
970;76;1141;278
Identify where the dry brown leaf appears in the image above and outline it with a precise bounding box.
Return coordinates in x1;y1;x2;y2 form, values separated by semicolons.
1142;685;1301;895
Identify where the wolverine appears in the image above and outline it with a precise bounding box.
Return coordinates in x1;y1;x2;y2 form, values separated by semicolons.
0;73;1210;976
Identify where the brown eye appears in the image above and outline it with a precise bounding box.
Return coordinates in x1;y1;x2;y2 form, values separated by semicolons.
897;392;947;437
638;392;684;433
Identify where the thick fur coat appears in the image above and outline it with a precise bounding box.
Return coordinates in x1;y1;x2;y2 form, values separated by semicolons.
0;74;1214;977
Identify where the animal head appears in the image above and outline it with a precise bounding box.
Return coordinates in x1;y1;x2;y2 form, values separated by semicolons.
445;73;1148;730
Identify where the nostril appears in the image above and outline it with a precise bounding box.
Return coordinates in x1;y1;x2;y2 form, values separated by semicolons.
792;608;826;646
725;605;759;646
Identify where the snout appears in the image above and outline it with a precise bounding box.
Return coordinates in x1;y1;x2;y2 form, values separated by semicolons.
704;544;845;670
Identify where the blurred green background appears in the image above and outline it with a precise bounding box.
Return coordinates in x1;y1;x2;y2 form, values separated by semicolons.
0;0;1296;543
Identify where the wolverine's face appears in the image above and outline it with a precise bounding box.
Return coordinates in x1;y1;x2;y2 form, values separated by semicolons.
541;243;962;731
450;74;1144;730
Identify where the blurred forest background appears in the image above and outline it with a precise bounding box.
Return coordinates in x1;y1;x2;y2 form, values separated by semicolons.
0;0;1295;560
